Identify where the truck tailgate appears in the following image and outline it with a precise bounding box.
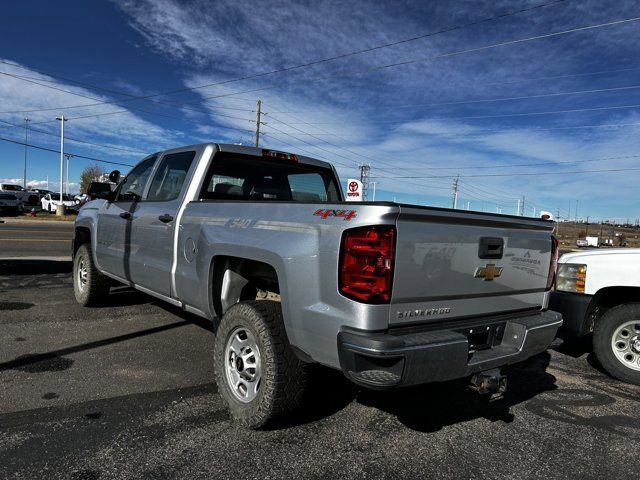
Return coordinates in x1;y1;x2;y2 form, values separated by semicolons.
391;205;554;325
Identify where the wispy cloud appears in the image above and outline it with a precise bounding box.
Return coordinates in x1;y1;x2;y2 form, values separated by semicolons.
4;0;638;218
0;59;180;156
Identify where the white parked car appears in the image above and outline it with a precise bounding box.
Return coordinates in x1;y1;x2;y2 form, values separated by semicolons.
41;193;78;213
550;248;640;385
0;193;20;213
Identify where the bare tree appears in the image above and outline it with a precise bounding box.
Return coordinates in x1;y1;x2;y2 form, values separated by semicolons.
79;164;106;194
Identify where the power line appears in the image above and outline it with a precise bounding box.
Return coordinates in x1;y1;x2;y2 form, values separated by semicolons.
383;166;640;179
3;13;636;129
186;15;640;105
266;65;640;113
260;120;640;137
0;70;256;124
0;135;135;167
271;83;640;115
0;0;567;115
283;101;640;126
264;111;458;181
0;118;148;155
260;131;451;193
0;69;255;112
385;154;640;171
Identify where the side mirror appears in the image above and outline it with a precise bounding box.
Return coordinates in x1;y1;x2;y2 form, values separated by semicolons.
108;170;121;184
87;182;114;201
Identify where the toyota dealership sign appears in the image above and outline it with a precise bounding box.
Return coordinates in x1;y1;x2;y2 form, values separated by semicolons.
345;179;363;201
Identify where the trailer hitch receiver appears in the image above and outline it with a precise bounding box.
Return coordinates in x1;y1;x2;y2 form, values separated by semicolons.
470;368;507;397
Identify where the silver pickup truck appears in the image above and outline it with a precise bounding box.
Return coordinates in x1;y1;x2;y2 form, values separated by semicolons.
73;143;562;428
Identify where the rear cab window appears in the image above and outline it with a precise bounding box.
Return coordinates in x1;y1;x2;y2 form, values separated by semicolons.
200;153;341;202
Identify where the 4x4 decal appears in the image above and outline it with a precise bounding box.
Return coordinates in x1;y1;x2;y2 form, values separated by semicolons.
314;209;357;221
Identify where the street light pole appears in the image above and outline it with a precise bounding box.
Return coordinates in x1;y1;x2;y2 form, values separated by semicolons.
371;181;378;201
65;154;72;195
23;118;30;189
56;115;67;204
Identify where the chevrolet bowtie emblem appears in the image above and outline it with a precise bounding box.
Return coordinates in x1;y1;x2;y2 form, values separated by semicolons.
474;264;503;281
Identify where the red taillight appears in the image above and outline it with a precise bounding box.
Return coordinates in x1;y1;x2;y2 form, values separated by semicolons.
546;235;558;290
339;226;396;304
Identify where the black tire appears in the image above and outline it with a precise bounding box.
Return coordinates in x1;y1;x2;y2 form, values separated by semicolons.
213;300;308;429
73;244;110;307
593;303;640;385
47;204;51;213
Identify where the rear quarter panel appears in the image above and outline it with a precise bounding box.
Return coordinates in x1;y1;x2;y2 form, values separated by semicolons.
176;201;398;368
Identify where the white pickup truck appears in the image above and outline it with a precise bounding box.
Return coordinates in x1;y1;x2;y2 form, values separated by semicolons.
550;249;640;385
74;143;561;428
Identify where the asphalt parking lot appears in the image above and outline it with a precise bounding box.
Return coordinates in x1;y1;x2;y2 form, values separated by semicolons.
1;238;639;479
0;219;73;258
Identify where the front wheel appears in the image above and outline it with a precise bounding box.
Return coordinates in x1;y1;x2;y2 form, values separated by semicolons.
73;244;110;306
213;300;308;429
593;303;640;385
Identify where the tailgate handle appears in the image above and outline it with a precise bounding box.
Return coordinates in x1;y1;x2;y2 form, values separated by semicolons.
478;237;503;259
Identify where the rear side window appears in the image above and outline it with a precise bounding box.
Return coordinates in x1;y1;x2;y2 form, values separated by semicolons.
288;173;329;202
146;151;196;202
200;154;340;202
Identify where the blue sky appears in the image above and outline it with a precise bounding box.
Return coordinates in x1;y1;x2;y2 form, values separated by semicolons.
1;0;640;220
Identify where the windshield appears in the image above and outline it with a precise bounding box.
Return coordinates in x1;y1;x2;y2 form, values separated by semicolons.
200;154;341;202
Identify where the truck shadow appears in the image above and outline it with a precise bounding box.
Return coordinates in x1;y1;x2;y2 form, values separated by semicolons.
265;366;359;429
552;334;611;378
269;352;556;432
106;286;157;308
355;352;556;433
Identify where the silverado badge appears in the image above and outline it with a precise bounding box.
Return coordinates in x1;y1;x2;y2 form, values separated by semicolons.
474;264;503;281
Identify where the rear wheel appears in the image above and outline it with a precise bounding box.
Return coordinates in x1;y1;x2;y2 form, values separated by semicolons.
213;300;308;429
593;303;640;385
73;244;110;306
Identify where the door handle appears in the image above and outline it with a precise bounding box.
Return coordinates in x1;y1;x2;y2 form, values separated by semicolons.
119;212;131;220
158;214;174;224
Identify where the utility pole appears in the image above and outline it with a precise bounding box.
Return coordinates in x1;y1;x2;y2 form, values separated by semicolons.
23;118;30;189
452;175;459;209
556;208;561;237
371;181;378;201
585;216;590;236
466;201;471;210
56;115;67;205
254;100;262;147
517;198;521;216
532;207;536;218
521;196;525;216
575;200;579;222
359;164;370;200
